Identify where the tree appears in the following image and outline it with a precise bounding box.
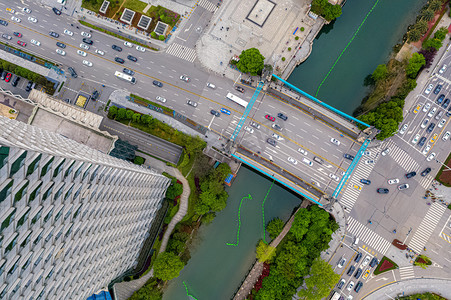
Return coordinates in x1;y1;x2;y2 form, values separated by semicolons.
202;212;216;224
290;208;311;241
266;218;284;239
153;252;185;281
406;52;426;78
256;240;276;263
433;27;448;41
116;108;127;120
311;0;342;21
372;64;388;81
423;38;442;51
421;9;435;21
408;29;422;42
108;105;118;118
133;156;145;165
297;258;340;300
166;182;183;200
126;109;134;120
236;48;265;76
128;278;162;300
414;20;429;34
429;0;442;12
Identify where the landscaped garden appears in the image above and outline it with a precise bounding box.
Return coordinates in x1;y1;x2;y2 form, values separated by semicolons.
373;256;398;275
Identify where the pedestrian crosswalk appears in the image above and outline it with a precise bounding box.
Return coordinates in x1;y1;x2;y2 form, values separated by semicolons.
166;43;196;63
382;140;419;172
408;203;447;254
419;174;434;189
398;266;415;280
197;0;218;12
347;216;391;255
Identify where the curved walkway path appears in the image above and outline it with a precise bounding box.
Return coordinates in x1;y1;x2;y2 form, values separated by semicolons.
113;166;190;300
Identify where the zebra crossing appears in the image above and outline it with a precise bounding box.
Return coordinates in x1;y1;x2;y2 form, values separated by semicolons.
408;203;447;253
197;0;218;12
347;216;391;255
166;43;197;63
418;174;434;189
382;140;419;172
398;266;415;280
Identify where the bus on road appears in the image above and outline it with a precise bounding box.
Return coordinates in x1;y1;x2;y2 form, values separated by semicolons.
226;92;248;108
114;71;136;84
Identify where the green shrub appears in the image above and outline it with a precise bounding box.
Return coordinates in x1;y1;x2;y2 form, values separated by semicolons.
151;32;157;38
288;47;292;51
300;27;305;32
159;35;165;41
282;57;286;61
295;36;299;40
166;182;183;200
133;156;145;165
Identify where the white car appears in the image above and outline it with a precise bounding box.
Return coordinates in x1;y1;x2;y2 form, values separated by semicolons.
156;96;166;103
422;144;431;155
64;29;74;36
443;131;450;141
361;256;371;267
77;50;87;57
425;84;434;94
244;126;254;134
337;257;346;268
56;49;66;56
28;17;37;23
365;159;374;164
398;183;409;191
427;152;436;162
288;157;298;165
95;49;105;56
206;82;216;89
329;173;339;181
439;64;447;74
302;158;313;166
30;39;41;46
420;118;429;129
136;45;146;52
388;178;399;185
23;7;32;13
81;31;91;38
124;41;133;47
428;107;437;118
422;102;431;112
11;16;21;23
399;124;408;134
381;148;390;156
347;281;355;292
180;74;190;82
82;60;93;67
330;138;340;146
80;43;90;50
438;118;446;128
272;133;282;140
298;148;308;156
411;134;420;144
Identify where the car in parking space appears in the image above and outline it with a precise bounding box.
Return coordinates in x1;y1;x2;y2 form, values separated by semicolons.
362;270;371;280
210;110;220;117
1;71;7;80
405;171;416;179
438;118;446;128
53;7;62;15
435;110;444;120
265;114;275;121
56;42;66;48
303;158;313;166
77;50;87;57
346;265;355;275
355;252;362;263
277;113;288;121
136;45;146;52
235;86;245;93
68;67;77;78
95;49;105;56
82;60;93;67
337;279;346;290
80;43;90;50
398;183;409;190
6;8;14;14
5;73;12;82
418;137;426;147
155;96;166;103
428;107;437;118
0;20;8;26
25;81;34;92
420;118;429;128
124;41;133;47
267;138;277;147
81;31;92;38
423;102;431;112
437;94;445;104
354;281;363;293
330;138;341;146
337;257;346;268
343;154;354;160
55;49;66;56
347;281;355;292
439;64;447;74
123;68;135;76
49;31;60;38
399;124;408;134
443;98;450;109
369;257;379;268
153;80;163;87
180;74;190;82
298;148;308;155
413;104;421;114
354;268;363;279
220;108;231;115
427;152;436;162
187;100;197;107
443;131;450;141
127;55;138;62
115;57;125;64
83;38;93;45
250;122;260;129
353;185;362;191
244;126;254;133
28;17;37;23
11;16;21;23
426;123;435;133
381;148;390;156
433;84;442;94
422;144;431;155
271;123;282;131
411;134;420;144
365;159;374;164
377;188;389;194
421;167;431;176
425;84;434;94
360;179;371;185
430;133;438;144
288;157;298;165
2;34;11;40
11;76;20;87
447;107;451;117
64;29;73;36
30;39;40;46
388;178;399;185
17;40;26;47
112;44;122;51
13;32;22;38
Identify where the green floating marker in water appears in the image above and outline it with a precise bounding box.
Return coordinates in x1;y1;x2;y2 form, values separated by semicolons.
183;281;198;300
226;194;252;246
261;181;275;244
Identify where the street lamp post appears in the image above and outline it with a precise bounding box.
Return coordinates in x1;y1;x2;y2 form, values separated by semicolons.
435;159;451;172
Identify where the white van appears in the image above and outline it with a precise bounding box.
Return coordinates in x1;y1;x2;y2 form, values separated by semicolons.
302;158;313;166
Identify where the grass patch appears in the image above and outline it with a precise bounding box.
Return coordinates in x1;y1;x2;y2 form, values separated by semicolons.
182;171;199;222
57;81;64;93
423;8;448;42
124;0;147;12
397;292;446;300
435;151;451;187
81;0;105;12
374;256;398;275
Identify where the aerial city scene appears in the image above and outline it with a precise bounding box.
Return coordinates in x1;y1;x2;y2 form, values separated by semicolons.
1;0;451;299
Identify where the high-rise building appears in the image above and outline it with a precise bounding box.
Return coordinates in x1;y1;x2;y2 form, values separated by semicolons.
0;116;170;299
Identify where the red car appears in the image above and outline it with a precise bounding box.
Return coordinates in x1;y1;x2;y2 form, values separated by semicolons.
13;32;22;38
17;40;26;47
265;114;275;121
5;73;12;82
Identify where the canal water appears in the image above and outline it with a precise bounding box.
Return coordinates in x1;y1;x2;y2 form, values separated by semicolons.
288;0;427;114
162;166;302;300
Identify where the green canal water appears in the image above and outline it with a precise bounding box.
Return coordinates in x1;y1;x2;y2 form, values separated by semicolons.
288;0;427;114
162;166;302;300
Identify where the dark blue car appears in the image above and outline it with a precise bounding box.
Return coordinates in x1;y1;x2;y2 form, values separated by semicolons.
437;94;445;104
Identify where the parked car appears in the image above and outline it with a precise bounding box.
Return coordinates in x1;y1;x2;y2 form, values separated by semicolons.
424;84;433;94
438;118;446;128
210;110;220;117
347;281;355;292
443;98;450;109
244;126;254;134
369;257;379;268
437;94;445;104
418;137;426;147
443;131;450;141
25;81;34;92
52;7;62;15
439;64;447;74
5;73;12;82
83;38;93;45
2;34;12;40
267;138;277;146
422;144;432;155
427;152;436;162
56;42;66;48
265;114;275;121
123;68;135;76
354;281;363;293
420;118;429;129
13;32;22;37
423;102;431;112
399;124;408;134
1;71;8;80
187;100;197;107
354;268;363;279
11;76;20;87
153;80;163;87
398;184;409;191
433;84;442;94
343;154;354;160
346;265;356;276
49;31;59;38
354;252;362;263
337;279;346;290
81;31;91;38
68;67;77;78
337;257;346;268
